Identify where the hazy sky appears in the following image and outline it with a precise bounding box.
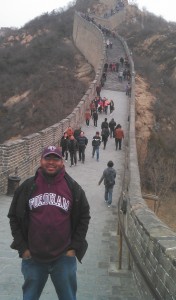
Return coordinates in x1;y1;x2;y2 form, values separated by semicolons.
136;0;175;22
0;0;175;28
0;0;72;28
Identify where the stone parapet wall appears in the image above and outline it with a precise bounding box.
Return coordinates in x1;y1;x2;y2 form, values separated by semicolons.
119;36;176;299
73;12;106;72
0;12;106;194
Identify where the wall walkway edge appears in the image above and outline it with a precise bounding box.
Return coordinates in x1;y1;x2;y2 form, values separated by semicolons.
120;36;176;299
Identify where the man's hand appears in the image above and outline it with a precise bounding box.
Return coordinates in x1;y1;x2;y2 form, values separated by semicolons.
22;249;31;259
66;250;76;257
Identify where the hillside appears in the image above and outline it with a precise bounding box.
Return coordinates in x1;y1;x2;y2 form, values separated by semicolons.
0;3;95;143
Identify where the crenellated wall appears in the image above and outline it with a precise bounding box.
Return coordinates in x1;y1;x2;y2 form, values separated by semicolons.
118;36;176;299
0;11;106;194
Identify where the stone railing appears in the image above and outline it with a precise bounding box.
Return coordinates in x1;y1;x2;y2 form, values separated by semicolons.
0;11;106;194
118;36;176;299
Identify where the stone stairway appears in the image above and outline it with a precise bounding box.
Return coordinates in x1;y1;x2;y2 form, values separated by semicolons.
103;36;128;92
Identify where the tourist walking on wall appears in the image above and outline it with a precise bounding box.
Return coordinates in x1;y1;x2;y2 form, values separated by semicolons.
120;56;124;66
98;160;116;207
126;82;131;97
92;131;101;162
77;131;88;164
102;72;107;82
101;118;109;130
109;99;115;114
104;98;109;115
68;135;78;166
101;127;110;149
106;39;110;48
96;84;101;97
74;127;81;140
118;70;123;82
66;126;74;139
85;109;91;127
8;145;90;300
60;132;69;162
109;118;116;138
114;124;124;150
104;62;108;73
101;71;107;86
90;100;96;116
92;110;98;127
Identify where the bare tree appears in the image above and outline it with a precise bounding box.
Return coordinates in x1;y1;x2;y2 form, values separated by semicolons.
142;148;176;214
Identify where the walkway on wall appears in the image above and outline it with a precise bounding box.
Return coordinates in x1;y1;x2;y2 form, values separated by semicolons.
0;37;140;299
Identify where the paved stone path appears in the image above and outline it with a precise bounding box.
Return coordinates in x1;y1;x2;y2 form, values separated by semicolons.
0;36;140;299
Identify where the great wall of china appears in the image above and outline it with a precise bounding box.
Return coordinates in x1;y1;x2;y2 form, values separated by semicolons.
0;3;176;298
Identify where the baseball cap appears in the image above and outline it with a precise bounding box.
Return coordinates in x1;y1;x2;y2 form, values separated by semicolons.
41;146;62;159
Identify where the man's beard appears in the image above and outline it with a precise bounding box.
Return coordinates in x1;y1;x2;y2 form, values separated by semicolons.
42;168;61;179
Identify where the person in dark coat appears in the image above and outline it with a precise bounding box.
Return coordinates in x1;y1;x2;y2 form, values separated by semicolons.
98;160;116;207
92;110;98;127
109;118;116;138
101;118;109;130
109;99;115;114
8;145;90;300
104;62;108;72
77;131;88;164
68;135;78;167
74;127;81;140
92;131;101;162
101;127;110;149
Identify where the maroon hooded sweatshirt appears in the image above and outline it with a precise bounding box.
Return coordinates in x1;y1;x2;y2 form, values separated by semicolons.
28;167;73;262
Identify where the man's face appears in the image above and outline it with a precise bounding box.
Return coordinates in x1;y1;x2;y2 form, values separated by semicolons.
40;154;64;175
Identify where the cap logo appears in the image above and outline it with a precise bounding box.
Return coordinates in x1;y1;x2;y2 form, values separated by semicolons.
48;146;56;151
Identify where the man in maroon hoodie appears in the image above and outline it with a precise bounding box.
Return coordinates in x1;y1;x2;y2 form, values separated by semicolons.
8;145;90;300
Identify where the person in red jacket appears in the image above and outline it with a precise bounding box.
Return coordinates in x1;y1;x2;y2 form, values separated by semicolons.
114;124;124;150
85;109;91;126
